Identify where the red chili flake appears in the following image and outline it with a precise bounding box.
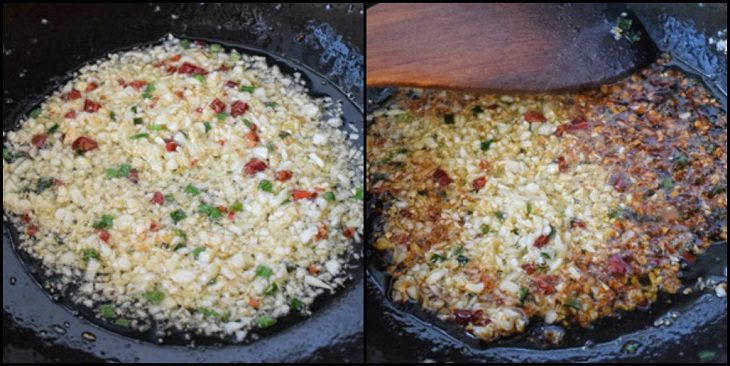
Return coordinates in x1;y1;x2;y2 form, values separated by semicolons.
533;234;550;248
225;80;240;88
65;110;76;119
128;168;140;184
127;80;147;90
209;98;226;113
522;263;537;274
98;229;110;243
217;64;230;72
26;225;39;237
570;219;587;229
342;227;355;239
432;168;452;187
83;99;101;113
149;221;160;232
53;178;65;186
557;155;568;172
245;131;259;147
479;160;491;171
453;309;485;326
174;91;185;99
248;122;258;132
85;82;99;92
21;214;32;224
243;158;267;175
230;101;249;117
292;189;317;201
60;89;82;101
168;54;182;62
555;117;590;137
534;275;558;294
165;139;179;152
177;62;208;75
681;250;696;263
31;134;48;148
190;159;199;167
274;170;293;182
166;65;178;74
151;192;165;205
523;111;547;123
472;176;487;191
195;107;204;114
314;225;328;241
218;139;226;146
71;136;98;154
607;255;630;275
226;211;235;221
217;206;228;214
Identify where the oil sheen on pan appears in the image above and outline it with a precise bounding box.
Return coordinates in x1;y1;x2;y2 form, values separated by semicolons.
366;54;726;343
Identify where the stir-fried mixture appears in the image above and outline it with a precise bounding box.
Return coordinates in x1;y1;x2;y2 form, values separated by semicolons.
3;36;363;340
367;56;726;342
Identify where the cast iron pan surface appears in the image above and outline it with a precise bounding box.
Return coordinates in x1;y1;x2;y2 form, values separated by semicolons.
3;3;364;363
365;3;727;363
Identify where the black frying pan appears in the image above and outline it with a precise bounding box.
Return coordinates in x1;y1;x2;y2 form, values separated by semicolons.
365;3;727;363
3;3;364;363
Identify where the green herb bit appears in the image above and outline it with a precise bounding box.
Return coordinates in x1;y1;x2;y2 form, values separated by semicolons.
256;316;276;329
259;179;273;193
323;192;336;202
29;108;42;119
204;122;212;133
99;304;115;318
106;163;131;178
148;124;166;131
472;105;484;116
481;139;494;151
495;211;506;220
209;43;223;53
519;287;529;304
3;148;9;161
185;184;201;196
289;298;304;312
229;201;243;213
264;282;278;295
109;111;117;121
180;39;191;49
142;83;155;99
198;307;221;318
265;102;278;109
255;265;273;279
240;85;255;93
193;74;206;83
661;177;674;190
480;224;490;235
83;248;101;262
170;209;187;223
192;247;205;259
36;177;54;193
115;318;131;327
279;131;291;139
354;188;364;200
430;253;446;263
216;112;228;120
229;50;241;61
143;290;165;304
47;124;60;134
130;133;150;140
92;214;114;229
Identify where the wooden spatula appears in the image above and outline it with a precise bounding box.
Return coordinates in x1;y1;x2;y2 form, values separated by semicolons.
367;3;655;93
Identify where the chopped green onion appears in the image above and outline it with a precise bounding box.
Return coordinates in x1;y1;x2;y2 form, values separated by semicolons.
131;106;139;113
264;282;278;295
92;214;114;229
148;124;166;131
242;119;253;128
170;209;187;223
519;287;529;304
115;318;131;327
192;247;205;259
184;184;201;196
229;201;243;213
133;117;143;125
173;229;188;245
164;193;175;203
256;316;276;329
198;204;223;221
99;304;115;318
354;188;364;200
323;192;336;202
480;224;490;235
216;112;228;120
565;297;582;310
698;350;717;362
3;148;9;161
279;131;291;139
143;290;165;304
83;248;101;262
661;177;674;190
526;201;533;216
430;253;446;263
255;265;273;279
240;85;255;93
209;43;223;53
180;39;190;49
495;211;506;220
289;298;304;311
204;122;212;133
472;105;483;116
481;139;494;151
106;163;131;178
36;177;54;193
130;133;149;140
443;114;455;124
265;102;278;109
193;74;205;83
47;124;59;134
109;111;117;121
29;108;42;119
142;83;155;99
258;179;273;193
197;307;221;318
229;50;241;61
